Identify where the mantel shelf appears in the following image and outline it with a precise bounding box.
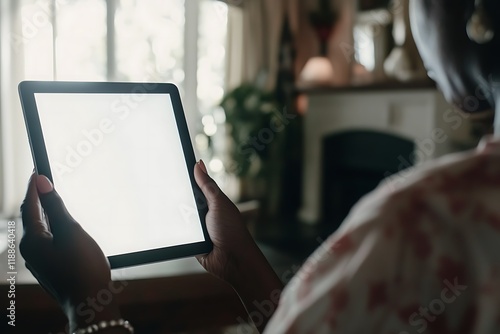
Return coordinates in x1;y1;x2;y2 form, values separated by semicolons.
296;79;436;95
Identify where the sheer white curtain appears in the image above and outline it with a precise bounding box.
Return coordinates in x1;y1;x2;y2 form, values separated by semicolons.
226;0;291;91
0;0;229;218
0;0;32;218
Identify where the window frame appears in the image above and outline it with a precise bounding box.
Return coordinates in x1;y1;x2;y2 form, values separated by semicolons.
0;0;212;217
29;0;201;130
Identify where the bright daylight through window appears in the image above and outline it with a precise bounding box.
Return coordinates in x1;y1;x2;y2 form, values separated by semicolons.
0;0;228;217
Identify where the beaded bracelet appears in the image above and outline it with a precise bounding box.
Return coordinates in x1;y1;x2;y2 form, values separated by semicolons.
73;319;134;334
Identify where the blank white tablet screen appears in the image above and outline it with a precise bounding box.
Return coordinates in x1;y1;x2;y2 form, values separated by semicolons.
34;93;205;257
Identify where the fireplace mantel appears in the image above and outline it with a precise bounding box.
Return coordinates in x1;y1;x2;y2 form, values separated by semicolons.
299;84;472;224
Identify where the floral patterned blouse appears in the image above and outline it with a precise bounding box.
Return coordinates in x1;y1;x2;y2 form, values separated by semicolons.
265;137;500;334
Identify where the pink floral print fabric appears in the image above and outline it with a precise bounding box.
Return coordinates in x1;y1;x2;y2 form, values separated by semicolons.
265;138;500;334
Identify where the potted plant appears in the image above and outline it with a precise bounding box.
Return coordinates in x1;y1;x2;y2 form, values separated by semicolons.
221;84;285;201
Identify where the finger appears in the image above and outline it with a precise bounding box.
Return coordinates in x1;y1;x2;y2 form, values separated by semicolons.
36;175;77;236
196;252;209;263
194;160;223;204
20;173;50;237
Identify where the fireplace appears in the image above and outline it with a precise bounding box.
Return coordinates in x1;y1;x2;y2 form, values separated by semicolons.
322;130;415;230
299;85;471;225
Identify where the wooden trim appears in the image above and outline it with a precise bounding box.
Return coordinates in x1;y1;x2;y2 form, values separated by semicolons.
1;273;247;333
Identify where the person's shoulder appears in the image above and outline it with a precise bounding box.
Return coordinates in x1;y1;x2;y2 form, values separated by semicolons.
379;143;500;195
338;143;500;230
350;142;500;228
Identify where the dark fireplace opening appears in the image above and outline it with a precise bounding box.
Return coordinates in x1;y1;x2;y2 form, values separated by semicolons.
322;130;415;231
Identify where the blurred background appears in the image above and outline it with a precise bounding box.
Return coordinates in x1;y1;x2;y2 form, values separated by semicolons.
0;0;494;333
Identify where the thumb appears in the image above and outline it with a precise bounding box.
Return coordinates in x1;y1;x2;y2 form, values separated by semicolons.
194;160;223;206
36;175;77;236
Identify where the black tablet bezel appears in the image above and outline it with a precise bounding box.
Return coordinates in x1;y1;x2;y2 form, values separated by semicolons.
18;81;213;269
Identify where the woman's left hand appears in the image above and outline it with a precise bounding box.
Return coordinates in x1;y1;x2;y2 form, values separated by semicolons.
20;174;121;331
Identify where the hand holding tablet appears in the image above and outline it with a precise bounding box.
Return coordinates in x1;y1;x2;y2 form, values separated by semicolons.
18;82;284;332
19;81;212;268
20;174;122;331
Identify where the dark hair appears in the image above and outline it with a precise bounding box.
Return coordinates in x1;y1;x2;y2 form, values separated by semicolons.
485;0;500;31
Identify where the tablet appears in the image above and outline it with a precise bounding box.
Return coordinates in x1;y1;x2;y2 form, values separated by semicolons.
18;81;212;269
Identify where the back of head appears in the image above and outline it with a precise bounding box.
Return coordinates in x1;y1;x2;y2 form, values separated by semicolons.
410;0;500;113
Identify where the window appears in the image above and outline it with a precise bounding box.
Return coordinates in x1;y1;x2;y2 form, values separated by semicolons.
0;0;229;217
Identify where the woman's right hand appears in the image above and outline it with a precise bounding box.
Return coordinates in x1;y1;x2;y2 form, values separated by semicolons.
193;160;263;283
194;161;283;332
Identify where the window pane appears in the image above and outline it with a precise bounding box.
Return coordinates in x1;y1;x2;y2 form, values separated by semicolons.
197;1;228;177
197;0;227;115
115;0;185;87
21;0;55;80
55;0;107;81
